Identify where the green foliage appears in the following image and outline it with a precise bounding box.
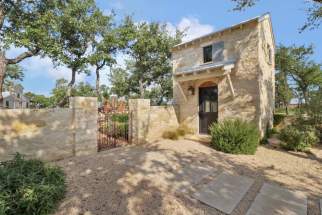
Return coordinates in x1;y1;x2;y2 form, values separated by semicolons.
162;131;179;140
273;113;287;127
210;119;260;155
4;65;24;91
306;89;322;125
113;123;129;138
230;0;322;31
279;125;318;151
123;20;182;104
24;92;51;108
275;46;294;113
74;82;96;97
111;114;128;123
109;67;130;98
0;154;66;215
50;79;96;107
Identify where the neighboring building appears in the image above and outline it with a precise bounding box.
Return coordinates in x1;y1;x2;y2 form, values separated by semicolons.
172;13;275;136
2;85;30;109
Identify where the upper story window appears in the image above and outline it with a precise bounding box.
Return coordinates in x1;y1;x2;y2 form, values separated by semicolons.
203;45;212;63
203;41;225;64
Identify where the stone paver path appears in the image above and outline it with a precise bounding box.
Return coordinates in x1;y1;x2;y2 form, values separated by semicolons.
193;173;254;214
246;183;307;215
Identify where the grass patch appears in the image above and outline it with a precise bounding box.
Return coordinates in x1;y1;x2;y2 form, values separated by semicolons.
0;154;66;215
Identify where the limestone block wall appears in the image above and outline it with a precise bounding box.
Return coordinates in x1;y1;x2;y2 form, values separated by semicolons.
258;18;275;132
129;99;179;144
173;21;262;134
0;97;98;161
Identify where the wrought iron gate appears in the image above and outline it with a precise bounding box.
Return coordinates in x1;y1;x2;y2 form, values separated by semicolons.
97;110;132;151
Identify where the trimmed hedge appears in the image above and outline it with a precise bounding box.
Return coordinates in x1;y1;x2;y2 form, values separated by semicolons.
0;154;66;215
210;119;260;155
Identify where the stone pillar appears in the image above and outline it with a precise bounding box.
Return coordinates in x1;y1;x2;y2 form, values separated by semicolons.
69;97;98;156
129;99;150;144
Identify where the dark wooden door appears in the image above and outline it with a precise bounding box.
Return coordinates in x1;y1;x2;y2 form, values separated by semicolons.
199;86;218;134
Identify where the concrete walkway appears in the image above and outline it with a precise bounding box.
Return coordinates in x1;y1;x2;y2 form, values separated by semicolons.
246;183;307;215
193;173;254;214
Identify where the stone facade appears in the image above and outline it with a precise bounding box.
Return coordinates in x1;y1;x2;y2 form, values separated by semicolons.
129;99;179;143
0;97;98;161
172;14;275;136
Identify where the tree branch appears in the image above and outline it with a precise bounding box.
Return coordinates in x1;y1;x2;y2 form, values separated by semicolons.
6;49;39;64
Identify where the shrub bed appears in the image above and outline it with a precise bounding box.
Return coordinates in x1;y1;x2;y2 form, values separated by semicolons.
210;119;260;155
279;125;318;151
0;154;66;215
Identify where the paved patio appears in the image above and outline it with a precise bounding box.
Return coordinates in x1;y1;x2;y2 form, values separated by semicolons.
54;139;322;215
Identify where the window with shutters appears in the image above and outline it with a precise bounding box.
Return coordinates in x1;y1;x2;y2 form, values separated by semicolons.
212;41;225;63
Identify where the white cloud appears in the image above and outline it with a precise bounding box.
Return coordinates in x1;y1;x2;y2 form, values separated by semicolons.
167;17;214;42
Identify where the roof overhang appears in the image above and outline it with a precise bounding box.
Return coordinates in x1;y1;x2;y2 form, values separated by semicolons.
174;60;235;83
173;61;236;100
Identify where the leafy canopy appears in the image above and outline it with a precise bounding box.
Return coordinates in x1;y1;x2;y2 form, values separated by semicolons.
231;0;322;31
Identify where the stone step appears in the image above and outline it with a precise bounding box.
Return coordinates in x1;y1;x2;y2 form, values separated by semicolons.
193;173;254;214
246;183;307;215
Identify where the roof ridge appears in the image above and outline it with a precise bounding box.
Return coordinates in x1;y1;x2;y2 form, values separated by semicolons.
173;13;271;49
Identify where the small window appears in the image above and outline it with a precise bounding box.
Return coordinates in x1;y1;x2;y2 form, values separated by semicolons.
267;44;272;64
203;45;213;63
5;101;9;108
17;93;20;98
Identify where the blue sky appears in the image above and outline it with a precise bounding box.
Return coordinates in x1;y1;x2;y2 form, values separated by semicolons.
7;0;322;96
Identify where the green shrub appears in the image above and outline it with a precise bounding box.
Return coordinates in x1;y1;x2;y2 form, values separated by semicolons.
279;125;318;151
162;131;179;140
210;119;260;155
261;125;278;145
0;154;66;215
111;114;128;123
113;123;128;138
274;113;286;127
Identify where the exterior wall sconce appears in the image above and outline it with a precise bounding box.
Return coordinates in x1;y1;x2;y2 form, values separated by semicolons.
188;86;195;96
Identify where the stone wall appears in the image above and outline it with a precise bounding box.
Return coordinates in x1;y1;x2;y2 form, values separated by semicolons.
173;21;261;134
0;97;98;161
172;15;275;137
129;99;179;144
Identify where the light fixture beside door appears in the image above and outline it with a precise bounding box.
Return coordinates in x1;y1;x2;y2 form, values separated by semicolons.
188;86;195;96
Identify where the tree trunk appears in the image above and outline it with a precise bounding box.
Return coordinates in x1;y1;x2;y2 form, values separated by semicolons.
0;52;7;108
58;69;76;107
67;69;76;98
285;104;289;115
96;68;100;100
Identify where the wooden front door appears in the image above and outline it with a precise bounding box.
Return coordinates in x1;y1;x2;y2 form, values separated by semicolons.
199;86;218;134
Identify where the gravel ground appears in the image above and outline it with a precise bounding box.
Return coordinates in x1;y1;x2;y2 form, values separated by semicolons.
54;139;322;215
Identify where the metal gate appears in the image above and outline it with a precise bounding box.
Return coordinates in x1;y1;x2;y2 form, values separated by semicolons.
97;110;132;151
